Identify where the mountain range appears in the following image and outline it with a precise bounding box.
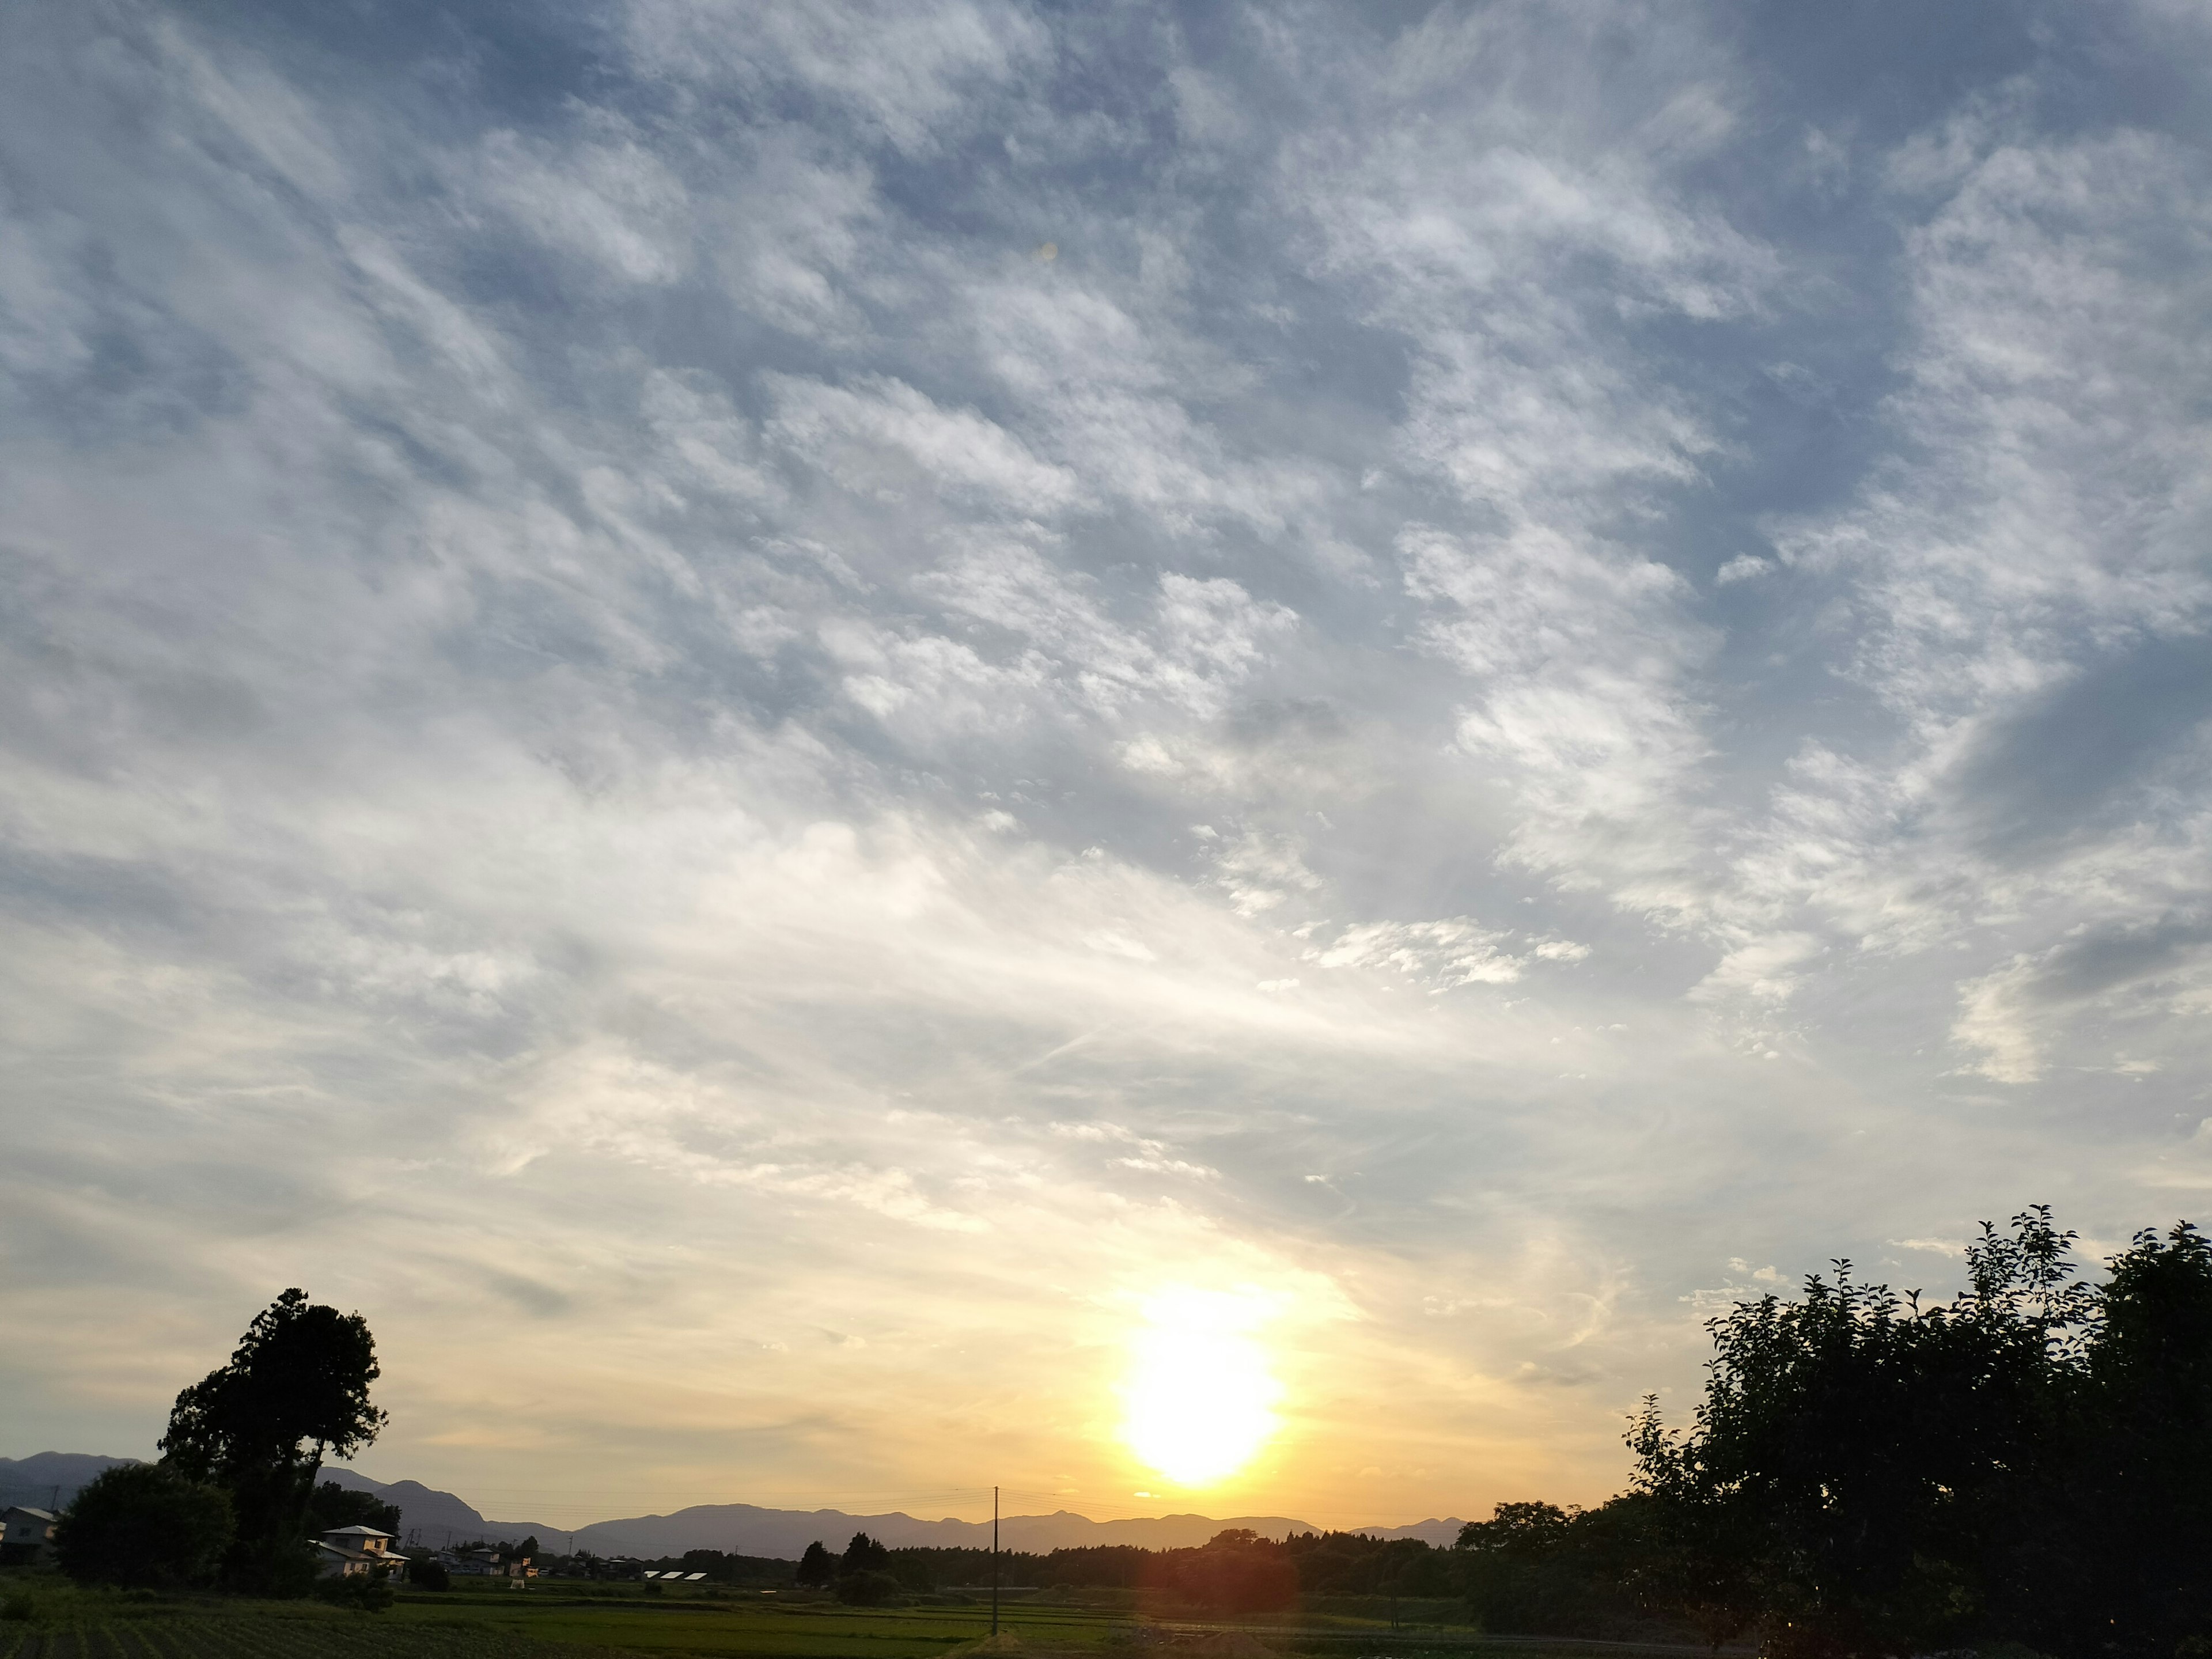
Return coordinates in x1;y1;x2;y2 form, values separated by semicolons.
0;1454;1464;1557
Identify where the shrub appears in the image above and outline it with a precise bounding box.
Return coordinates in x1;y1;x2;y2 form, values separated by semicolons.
836;1570;905;1606
412;1558;452;1590
53;1463;234;1590
314;1566;396;1612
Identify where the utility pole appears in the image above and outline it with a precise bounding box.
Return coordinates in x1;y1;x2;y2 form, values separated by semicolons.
990;1485;999;1638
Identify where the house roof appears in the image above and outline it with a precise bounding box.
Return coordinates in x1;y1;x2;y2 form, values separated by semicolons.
321;1525;395;1539
4;1508;55;1522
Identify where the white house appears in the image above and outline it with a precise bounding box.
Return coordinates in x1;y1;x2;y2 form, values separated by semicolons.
315;1524;403;1580
1;1507;55;1567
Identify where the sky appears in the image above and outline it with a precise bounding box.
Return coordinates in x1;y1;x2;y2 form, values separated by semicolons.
5;0;2212;1533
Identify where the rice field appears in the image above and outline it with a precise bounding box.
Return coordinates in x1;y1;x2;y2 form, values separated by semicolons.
0;1623;623;1659
0;1575;1707;1659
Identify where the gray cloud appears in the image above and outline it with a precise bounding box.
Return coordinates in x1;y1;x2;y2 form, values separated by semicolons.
1956;631;2212;859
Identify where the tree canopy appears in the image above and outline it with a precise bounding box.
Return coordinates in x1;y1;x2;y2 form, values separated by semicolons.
303;1482;399;1539
52;1463;233;1590
161;1289;387;1482
840;1532;891;1575
1630;1209;2212;1657
158;1288;388;1597
796;1540;836;1587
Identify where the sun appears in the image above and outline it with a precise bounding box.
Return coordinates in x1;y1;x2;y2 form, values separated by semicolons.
1120;1287;1283;1487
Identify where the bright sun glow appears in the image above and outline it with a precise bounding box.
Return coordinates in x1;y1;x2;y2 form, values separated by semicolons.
1120;1287;1283;1487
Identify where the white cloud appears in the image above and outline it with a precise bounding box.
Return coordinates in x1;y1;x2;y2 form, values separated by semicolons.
468;122;692;285
768;374;1087;516
1401;525;1719;922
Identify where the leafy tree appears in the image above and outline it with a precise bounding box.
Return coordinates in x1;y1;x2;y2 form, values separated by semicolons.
159;1288;389;1596
52;1463;233;1590
312;1565;395;1612
411;1557;451;1591
1143;1529;1297;1614
1275;1531;1447;1598
836;1568;903;1606
1455;1498;1665;1639
303;1482;399;1539
840;1532;891;1574
2028;1221;2212;1657
1458;1502;1573;1555
796;1540;836;1586
1625;1208;2212;1657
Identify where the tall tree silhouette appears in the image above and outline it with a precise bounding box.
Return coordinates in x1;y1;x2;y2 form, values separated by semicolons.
161;1288;387;1596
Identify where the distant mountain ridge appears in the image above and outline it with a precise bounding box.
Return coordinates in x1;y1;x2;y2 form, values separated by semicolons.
0;1453;137;1511
5;1454;1463;1555
453;1502;1467;1559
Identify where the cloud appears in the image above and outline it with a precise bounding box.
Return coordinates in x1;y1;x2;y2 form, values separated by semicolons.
1305;918;1589;993
1402;524;1718;921
1955;915;2212;1082
6;0;2212;1531
768;374;1088;516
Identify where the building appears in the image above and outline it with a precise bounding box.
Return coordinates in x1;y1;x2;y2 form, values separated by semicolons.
437;1546;533;1583
315;1525;404;1580
0;1508;55;1567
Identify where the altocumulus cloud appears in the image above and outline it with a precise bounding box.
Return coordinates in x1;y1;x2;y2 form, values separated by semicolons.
5;0;2212;1524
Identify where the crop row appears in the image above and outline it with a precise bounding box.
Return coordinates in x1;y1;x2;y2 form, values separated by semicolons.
0;1623;607;1659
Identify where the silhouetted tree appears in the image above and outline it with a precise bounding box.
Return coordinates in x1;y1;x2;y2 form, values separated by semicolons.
840;1532;891;1575
836;1568;903;1605
2026;1221;2212;1657
796;1540;836;1586
1141;1529;1298;1614
1455;1498;1661;1638
52;1463;233;1590
1627;1208;2212;1657
160;1288;388;1596
303;1482;399;1539
312;1565;395;1612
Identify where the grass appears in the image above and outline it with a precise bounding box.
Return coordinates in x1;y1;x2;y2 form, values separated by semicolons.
0;1574;1709;1659
382;1582;1135;1657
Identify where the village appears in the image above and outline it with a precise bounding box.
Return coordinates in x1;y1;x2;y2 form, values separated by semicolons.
2;1502;729;1592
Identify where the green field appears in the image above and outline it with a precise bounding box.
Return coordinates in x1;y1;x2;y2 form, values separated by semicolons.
0;1575;1710;1659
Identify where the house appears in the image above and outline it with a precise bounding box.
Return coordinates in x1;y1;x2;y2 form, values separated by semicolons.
315;1525;404;1580
437;1546;533;1584
0;1508;55;1567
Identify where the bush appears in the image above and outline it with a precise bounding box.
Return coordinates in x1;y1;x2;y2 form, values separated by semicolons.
53;1463;233;1590
314;1567;396;1612
836;1570;905;1606
412;1558;451;1590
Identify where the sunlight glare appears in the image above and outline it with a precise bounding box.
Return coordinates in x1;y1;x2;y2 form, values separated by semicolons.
1120;1287;1283;1487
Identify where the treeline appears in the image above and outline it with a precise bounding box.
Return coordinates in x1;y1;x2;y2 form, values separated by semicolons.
1410;1211;2212;1657
1620;1210;2212;1658
783;1512;1713;1638
794;1527;1456;1608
